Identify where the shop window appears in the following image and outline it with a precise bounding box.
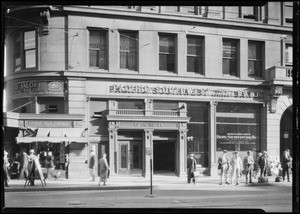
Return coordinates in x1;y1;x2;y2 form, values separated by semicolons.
118;100;144;109
186;102;209;167
187;36;204;74
222;38;238;77
216;103;260;152
285;44;293;66
89;29;107;69
159;33;176;73
248;41;263;77
12;98;34;113
13;30;37;72
120;31;138;70
38;97;65;113
48;105;58;113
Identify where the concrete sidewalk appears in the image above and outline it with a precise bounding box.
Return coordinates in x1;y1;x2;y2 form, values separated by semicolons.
4;175;292;192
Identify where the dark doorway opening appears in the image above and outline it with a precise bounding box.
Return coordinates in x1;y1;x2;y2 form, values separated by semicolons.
153;141;175;173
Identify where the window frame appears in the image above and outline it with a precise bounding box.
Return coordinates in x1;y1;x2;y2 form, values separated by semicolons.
13;29;38;72
186;35;204;75
119;30;138;71
222;38;239;77
248;40;264;78
159;33;177;73
88;29;108;69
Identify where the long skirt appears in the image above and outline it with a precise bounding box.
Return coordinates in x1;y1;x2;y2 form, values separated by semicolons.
99;169;108;182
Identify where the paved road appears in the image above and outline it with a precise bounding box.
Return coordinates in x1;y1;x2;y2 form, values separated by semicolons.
3;184;293;212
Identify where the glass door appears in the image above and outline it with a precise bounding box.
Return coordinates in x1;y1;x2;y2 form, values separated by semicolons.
118;142;129;174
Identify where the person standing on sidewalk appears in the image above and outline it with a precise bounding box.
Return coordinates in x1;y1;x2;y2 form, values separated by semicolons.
98;153;110;186
254;152;262;179
243;150;254;184
3;150;10;187
27;149;37;186
187;154;197;184
281;149;292;182
230;151;243;186
258;151;269;177
45;151;55;180
218;150;230;185
89;150;96;182
19;149;29;180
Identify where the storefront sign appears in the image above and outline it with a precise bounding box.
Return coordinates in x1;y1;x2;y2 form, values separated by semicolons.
119;121;180;129
25;120;71;128
217;132;257;151
10;81;65;96
109;84;264;98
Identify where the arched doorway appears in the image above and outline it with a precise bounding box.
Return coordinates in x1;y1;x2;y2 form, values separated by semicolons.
280;105;293;157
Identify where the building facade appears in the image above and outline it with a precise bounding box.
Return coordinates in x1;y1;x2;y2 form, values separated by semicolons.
3;3;293;179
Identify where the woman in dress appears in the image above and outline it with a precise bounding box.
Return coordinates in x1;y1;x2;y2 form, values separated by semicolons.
98;153;110;186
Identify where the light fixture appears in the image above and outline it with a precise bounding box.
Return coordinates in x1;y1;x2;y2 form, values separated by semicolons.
284;131;289;139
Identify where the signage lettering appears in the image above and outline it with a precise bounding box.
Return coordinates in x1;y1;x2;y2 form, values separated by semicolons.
11;81;65;95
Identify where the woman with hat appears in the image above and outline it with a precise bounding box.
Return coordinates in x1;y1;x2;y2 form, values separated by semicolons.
230;151;243;185
187;154;197;184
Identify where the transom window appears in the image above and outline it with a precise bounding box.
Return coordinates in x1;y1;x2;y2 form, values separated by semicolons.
248;41;263;77
285;44;293;66
159;33;176;72
187;36;204;74
120;31;138;70
222;38;238;77
89;30;107;69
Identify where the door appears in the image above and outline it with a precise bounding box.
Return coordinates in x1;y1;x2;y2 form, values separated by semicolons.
118;141;143;174
118;142;129;174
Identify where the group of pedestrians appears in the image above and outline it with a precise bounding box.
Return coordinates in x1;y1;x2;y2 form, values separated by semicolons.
217;149;292;185
88;150;110;186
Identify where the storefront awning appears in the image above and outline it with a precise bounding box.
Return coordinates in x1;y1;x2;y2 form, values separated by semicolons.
16;128;88;143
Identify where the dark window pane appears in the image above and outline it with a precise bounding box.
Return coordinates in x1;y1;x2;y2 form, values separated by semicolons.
89;30;107;69
153;101;178;110
187;102;208;122
159;35;175;53
248;60;261;77
118;100;144;109
120;32;137;70
223;59;237;76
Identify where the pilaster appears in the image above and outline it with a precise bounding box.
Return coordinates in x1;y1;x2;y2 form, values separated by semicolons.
209;101;218;176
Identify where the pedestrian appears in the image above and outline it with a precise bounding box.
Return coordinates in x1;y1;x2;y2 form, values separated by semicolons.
89;150;96;182
258;151;269;177
98;153;110;186
45;151;55;180
218;150;230;185
19;149;29;180
3;151;10;187
9;152;21;179
27;149;37;186
187;153;197;184
230;151;243;186
254;152;262;179
243;150;254;184
281;150;292;182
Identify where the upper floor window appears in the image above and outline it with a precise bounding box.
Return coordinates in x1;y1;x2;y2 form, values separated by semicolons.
240;6;259;20
187;36;204;75
248;41;263;77
13;30;37;72
285;44;293;66
118;100;144;109
222;39;238;77
284;2;293;23
159;33;176;73
120;31;138;70
89;30;107;69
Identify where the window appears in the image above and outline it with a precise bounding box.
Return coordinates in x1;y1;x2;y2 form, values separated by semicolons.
120;31;138;70
216;103;260;152
187;36;204;74
240;6;258;20
186;102;209;167
248;41;263;77
118;100;144;109
179;6;196;14
284;2;293;23
285;44;293;66
13;30;37;71
222;39;238;76
159;34;176;72
89;30;107;69
38;97;65;113
153;101;178;110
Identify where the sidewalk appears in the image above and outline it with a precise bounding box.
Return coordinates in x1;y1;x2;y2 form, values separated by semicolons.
4;175;292;192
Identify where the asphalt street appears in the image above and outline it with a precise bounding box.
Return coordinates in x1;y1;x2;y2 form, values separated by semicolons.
3;183;293;212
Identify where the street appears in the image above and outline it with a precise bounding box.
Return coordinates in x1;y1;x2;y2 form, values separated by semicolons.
3;184;293;212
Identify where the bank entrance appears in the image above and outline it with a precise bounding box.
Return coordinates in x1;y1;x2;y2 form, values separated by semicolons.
153;141;176;174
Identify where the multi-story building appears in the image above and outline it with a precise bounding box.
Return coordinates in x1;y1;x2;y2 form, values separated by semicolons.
3;3;294;179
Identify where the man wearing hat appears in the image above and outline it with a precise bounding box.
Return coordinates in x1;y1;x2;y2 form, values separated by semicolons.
218;150;230;185
243;150;254;184
258;151;269;177
27;149;37;186
187;154;197;184
230;151;243;185
3;151;10;187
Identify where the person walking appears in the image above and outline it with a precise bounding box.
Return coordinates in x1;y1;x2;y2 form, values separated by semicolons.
45;151;55;180
243;150;254;184
281;149;292;182
10;152;21;179
98;153;109;186
3;151;10;187
27;149;37;186
218;150;230;185
230;151;243;186
19;149;29;180
254;152;262;179
89;150;96;182
258;151;269;177
187;154;197;184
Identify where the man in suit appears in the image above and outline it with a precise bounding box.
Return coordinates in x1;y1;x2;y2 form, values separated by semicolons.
218;150;230;185
89;150;96;182
187;154;197;184
258;151;269;177
243;150;254;184
27;149;37;186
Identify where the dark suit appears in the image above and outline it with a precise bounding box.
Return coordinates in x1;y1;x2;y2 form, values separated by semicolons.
258;155;268;177
187;157;197;183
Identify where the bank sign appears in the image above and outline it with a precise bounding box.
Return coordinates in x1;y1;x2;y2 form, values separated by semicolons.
10;81;65;96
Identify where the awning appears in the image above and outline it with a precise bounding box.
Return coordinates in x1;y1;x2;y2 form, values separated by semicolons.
16;128;88;144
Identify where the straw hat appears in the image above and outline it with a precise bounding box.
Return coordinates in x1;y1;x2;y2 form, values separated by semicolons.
189;153;194;157
223;150;227;153
29;149;35;154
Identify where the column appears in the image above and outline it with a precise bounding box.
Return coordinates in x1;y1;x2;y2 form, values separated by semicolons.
209;101;218;177
144;129;153;179
178;129;187;177
108;126;118;175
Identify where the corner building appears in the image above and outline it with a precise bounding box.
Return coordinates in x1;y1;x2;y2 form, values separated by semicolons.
3;4;293;179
